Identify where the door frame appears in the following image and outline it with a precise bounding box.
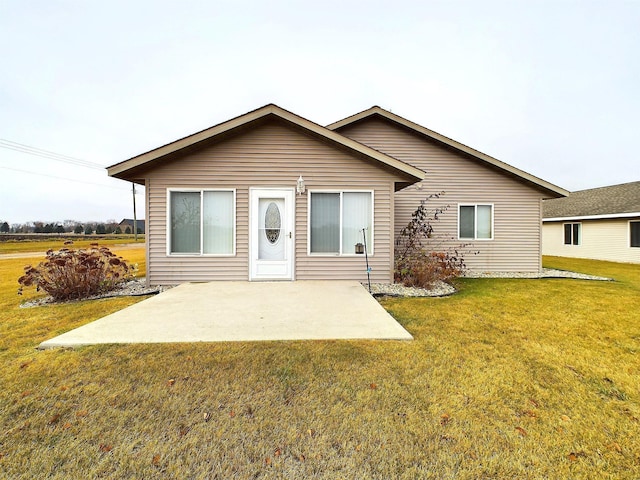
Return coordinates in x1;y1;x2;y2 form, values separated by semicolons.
249;187;295;281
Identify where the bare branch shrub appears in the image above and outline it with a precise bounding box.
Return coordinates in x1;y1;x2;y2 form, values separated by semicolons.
18;244;136;301
395;192;476;288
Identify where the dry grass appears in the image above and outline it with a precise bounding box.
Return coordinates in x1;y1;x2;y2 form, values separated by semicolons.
0;236;145;255
0;252;639;479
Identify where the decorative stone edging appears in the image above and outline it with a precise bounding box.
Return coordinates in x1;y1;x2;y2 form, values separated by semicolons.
365;281;456;298
19;278;172;308
365;268;613;298
21;269;613;307
463;268;613;281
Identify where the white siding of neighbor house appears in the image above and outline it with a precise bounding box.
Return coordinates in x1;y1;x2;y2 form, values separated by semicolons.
144;120;404;285
337;118;551;273
542;218;640;264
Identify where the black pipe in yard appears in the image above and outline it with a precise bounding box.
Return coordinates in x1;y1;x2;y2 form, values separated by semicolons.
362;228;371;293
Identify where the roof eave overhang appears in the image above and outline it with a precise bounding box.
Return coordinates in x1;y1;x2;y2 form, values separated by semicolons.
543;212;640;222
107;104;425;185
328;107;569;199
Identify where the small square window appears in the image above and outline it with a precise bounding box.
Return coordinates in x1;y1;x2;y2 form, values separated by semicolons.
459;204;493;240
630;221;640;248
563;223;581;246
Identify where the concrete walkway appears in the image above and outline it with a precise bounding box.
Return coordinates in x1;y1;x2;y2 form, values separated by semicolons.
38;281;413;348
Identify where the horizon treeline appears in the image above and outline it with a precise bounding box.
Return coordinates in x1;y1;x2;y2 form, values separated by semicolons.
0;219;144;235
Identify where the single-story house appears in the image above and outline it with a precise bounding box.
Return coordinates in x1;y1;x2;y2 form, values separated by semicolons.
542;181;640;264
107;104;567;285
118;218;146;234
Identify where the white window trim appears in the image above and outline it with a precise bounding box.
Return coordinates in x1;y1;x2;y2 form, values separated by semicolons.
563;222;582;246
166;188;236;257
307;189;375;256
458;203;494;241
629;220;640;248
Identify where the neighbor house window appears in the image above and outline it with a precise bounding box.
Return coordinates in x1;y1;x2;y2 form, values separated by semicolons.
309;191;373;254
459;204;493;240
563;223;581;246
630;221;640;248
169;189;235;255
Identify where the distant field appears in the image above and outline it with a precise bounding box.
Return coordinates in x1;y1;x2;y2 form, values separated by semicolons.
0;235;145;254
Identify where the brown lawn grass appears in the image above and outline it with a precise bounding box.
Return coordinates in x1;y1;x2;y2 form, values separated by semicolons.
0;253;638;479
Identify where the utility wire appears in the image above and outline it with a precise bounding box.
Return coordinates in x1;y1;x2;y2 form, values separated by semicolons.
0;139;142;194
0;138;106;170
0;165;137;192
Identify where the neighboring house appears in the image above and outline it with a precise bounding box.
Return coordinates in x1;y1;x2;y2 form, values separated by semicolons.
542;181;640;264
107;104;567;285
118;218;146;234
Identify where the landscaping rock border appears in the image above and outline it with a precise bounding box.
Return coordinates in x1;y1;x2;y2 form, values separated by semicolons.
365;281;456;298
366;268;613;298
464;268;613;281
19;278;173;308
22;269;613;307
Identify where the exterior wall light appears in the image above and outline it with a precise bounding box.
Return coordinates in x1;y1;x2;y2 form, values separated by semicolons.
296;175;306;195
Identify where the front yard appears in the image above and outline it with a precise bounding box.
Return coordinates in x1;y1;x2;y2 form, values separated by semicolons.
0;249;638;479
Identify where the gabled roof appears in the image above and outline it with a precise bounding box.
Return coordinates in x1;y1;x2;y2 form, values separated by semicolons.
107;104;425;187
119;218;145;228
543;181;640;221
328;106;568;198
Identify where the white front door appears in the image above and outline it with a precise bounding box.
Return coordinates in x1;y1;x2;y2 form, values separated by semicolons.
250;188;295;280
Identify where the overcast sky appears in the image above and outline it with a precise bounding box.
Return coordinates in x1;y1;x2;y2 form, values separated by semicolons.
1;0;638;225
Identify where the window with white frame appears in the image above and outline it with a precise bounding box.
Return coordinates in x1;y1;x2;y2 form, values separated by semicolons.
459;204;493;240
630;221;640;248
309;191;373;254
563;222;581;246
169;189;235;255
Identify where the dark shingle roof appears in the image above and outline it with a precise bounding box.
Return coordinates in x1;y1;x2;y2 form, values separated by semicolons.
543;181;640;219
119;219;145;231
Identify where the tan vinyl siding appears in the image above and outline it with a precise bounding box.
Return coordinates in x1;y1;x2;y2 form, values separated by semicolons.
339;119;549;272
145;121;401;284
542;218;640;264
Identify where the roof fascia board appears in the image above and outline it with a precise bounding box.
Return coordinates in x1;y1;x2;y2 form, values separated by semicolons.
273;107;424;181
108;104;425;182
328;107;569;198
108;105;278;177
543;212;640;222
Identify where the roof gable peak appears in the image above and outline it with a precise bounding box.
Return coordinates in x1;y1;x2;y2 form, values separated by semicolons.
107;104;425;184
328;106;567;198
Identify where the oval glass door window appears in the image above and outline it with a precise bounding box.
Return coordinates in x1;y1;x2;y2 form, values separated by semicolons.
265;202;281;244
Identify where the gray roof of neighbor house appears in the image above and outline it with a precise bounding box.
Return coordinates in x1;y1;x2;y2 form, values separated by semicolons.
543;181;640;220
328;106;568;198
119;218;145;230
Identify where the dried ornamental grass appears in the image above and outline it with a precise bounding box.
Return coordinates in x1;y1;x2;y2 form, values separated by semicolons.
17;244;136;301
394;193;475;288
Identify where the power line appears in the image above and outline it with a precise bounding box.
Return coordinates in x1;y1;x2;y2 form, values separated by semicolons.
0;138;106;170
0;138;105;169
0;165;138;192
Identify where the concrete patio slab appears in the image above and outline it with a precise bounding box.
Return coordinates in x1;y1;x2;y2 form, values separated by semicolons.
38;281;412;348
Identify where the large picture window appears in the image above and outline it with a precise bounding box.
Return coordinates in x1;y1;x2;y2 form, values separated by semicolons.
169;189;235;255
459;204;493;240
630;221;640;248
563;223;581;246
309;191;373;255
